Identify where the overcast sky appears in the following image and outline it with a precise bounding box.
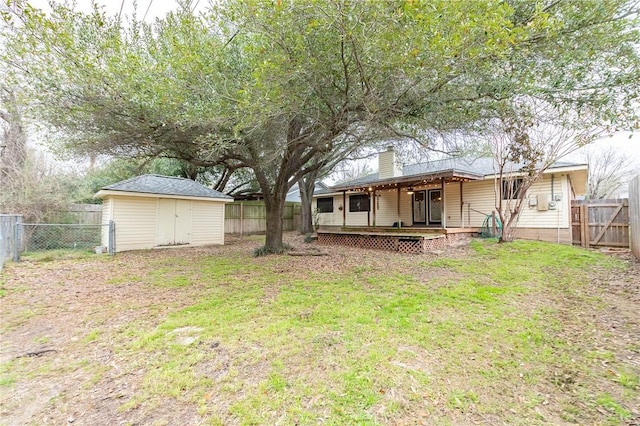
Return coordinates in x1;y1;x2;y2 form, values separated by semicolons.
27;0;193;21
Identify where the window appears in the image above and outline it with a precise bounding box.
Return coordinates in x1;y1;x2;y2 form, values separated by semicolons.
317;197;334;213
349;194;370;212
502;178;524;199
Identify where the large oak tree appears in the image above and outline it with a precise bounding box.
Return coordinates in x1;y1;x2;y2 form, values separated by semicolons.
2;0;638;251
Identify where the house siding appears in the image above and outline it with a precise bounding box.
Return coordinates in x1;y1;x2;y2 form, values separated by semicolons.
100;197;113;249
444;183;462;227
373;190;398;226
112;196;158;252
317;195;344;226
516;174;570;229
460;180;497;227
191;200;225;245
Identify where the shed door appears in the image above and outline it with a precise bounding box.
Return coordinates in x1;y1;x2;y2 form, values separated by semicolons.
174;200;192;244
157;199;192;246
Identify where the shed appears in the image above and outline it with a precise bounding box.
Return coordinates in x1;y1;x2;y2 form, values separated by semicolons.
95;174;234;253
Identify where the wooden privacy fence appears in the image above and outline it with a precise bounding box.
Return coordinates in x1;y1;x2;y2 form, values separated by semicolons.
571;199;629;248
224;202;301;234
629;175;640;260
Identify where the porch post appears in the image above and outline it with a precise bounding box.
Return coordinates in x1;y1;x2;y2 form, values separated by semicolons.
397;187;401;228
441;177;447;229
342;191;346;227
460;181;464;228
372;190;376;227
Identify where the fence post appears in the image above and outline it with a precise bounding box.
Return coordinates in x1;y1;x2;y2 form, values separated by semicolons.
109;220;116;255
580;204;589;248
240;202;244;236
13;217;22;263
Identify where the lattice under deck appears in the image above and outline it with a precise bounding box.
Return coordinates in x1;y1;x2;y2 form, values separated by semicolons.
318;233;451;254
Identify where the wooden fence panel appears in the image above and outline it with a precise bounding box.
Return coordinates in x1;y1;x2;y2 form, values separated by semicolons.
629;176;640;260
571;199;629;248
224;202;301;234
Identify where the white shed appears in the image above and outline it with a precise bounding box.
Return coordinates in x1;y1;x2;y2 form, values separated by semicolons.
95;174;233;253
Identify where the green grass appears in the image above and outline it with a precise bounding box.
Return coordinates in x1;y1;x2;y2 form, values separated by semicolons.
20;249;99;262
4;239;636;425
105;240;633;424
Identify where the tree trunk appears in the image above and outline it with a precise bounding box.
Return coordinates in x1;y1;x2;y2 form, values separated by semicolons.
263;192;286;252
299;171;318;235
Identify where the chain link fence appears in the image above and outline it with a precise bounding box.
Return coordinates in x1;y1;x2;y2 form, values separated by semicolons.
12;221;115;263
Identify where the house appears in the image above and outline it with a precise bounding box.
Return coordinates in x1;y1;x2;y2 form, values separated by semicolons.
285;181;331;203
232;181;329;202
95;174;233;253
312;147;587;253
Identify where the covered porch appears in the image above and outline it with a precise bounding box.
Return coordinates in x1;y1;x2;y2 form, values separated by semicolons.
313;156;496;253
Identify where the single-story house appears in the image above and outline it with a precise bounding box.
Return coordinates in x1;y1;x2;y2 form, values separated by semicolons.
313;147;587;252
95;174;233;253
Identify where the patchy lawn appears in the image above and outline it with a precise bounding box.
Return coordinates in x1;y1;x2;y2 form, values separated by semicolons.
0;233;638;425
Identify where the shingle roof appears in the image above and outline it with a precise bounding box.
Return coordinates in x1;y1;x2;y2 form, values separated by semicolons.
326;156;587;192
99;174;233;200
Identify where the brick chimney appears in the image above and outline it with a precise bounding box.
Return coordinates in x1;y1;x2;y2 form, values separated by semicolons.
378;146;402;179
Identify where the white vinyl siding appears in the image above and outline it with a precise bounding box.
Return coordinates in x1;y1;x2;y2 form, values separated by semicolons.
516;174;570;228
373;190;399;226
112;196;158;251
317;195;344;226
191;201;225;245
444;182;462;227
100;197;113;249
460;175;570;229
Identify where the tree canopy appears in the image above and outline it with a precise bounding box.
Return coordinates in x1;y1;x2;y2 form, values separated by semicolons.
2;0;639;250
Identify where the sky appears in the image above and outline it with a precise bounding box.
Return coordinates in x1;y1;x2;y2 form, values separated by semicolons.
27;0;193;21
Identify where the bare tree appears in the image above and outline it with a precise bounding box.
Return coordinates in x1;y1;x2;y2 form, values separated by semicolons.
0;87;74;221
0;86;26;182
485;99;604;242
583;145;638;199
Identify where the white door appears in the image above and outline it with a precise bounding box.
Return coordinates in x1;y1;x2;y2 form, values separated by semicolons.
157;199;176;246
174;200;192;245
413;191;426;224
428;190;442;224
157;199;192;246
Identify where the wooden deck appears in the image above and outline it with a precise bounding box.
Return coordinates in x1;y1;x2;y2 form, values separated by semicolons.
316;226;480;254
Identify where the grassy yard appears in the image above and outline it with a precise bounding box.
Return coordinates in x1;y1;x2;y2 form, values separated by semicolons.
0;234;638;425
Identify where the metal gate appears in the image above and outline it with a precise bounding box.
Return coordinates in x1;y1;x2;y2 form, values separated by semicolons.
571;199;629;248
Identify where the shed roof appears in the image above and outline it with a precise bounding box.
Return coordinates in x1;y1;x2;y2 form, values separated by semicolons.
97;174;234;200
